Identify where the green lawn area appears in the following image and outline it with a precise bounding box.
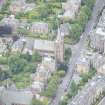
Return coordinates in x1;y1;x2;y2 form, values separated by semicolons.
12;72;32;89
0;52;41;89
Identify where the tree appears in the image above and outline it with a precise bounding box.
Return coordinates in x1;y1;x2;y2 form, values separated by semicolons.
24;63;36;73
8;55;27;74
60;96;69;105
31;52;42;62
88;68;96;79
70;81;78;96
70;23;83;42
31;99;44;105
0;56;7;64
64;48;72;63
43;74;59;97
80;74;89;83
76;11;88;28
57;70;65;77
85;0;95;9
80;6;91;18
1;0;11;14
20;52;32;61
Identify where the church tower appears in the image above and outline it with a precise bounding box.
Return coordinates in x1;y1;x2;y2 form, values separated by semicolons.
54;29;64;63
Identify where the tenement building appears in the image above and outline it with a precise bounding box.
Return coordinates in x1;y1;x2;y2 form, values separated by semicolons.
69;75;105;105
61;0;81;20
90;27;105;54
90;9;105;54
97;9;105;28
98;97;105;105
90;53;105;70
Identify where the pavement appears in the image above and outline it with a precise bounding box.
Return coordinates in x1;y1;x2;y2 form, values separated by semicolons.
50;0;105;105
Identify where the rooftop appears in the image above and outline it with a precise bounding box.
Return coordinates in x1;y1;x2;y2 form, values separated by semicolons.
98;97;105;105
13;37;55;52
96;28;105;36
69;75;105;105
0;87;33;105
34;39;54;52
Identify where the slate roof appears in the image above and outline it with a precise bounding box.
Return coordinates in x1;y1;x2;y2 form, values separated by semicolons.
12;37;35;52
34;39;54;52
0;87;33;105
98;97;105;105
12;37;55;52
69;75;105;105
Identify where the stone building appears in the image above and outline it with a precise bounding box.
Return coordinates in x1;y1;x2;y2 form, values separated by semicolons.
31;57;56;93
12;37;34;54
12;34;64;63
97;9;105;28
37;37;64;63
31;64;50;93
75;48;105;75
76;57;90;74
42;57;56;73
69;75;105;105
90;9;105;54
30;22;49;34
61;0;81;20
97;64;105;75
54;31;64;63
75;49;94;74
0;57;56;105
90;27;105;54
90;53;105;70
10;0;35;14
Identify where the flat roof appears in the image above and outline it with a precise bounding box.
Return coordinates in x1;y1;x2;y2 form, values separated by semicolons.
96;28;105;36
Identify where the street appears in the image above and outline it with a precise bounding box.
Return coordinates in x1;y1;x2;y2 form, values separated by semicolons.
51;0;105;105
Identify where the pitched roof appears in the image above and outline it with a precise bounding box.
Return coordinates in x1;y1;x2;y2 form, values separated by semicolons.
0;87;33;105
12;37;55;52
12;37;34;51
34;39;54;52
69;75;105;105
98;97;105;105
